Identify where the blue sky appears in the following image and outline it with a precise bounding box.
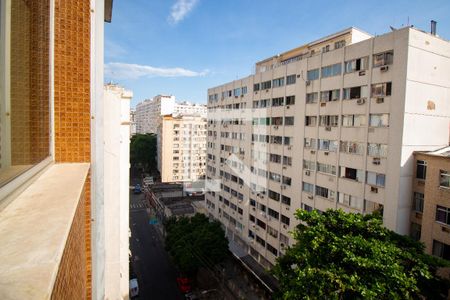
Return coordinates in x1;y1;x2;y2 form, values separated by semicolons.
105;0;450;108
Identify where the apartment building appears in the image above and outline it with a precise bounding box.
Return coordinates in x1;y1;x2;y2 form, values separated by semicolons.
410;147;450;259
157;115;207;182
130;108;137;136
135;95;176;134
0;1;130;299
206;26;450;268
135;95;207;134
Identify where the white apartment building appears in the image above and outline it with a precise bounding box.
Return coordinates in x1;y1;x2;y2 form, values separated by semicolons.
135;96;207;134
130;109;137;136
135;95;176;134
206;26;450;269
157;115;207;182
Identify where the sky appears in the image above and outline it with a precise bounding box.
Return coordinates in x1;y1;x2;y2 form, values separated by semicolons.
105;0;450;108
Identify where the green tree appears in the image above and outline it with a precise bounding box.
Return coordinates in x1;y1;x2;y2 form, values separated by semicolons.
165;213;229;276
130;133;157;172
272;209;450;300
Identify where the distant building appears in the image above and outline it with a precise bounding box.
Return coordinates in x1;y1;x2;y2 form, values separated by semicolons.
410;147;450;260
130;108;137;136
157;115;207;182
135;95;207;134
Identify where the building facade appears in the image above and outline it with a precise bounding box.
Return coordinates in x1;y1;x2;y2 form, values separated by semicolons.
0;1;130;299
206;26;450;268
130;108;137;136
135;95;206;134
410;147;450;259
157;115;207;182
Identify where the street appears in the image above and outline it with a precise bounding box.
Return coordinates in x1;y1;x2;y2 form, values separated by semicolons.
129;178;184;300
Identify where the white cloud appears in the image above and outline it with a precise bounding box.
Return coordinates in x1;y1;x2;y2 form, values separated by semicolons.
168;0;199;25
104;62;208;80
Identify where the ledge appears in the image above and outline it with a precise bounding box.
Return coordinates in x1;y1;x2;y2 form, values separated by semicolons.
0;163;90;300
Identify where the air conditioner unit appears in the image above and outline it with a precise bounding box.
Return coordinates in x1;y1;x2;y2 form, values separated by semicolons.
307;195;313;199
357;98;365;105
252;224;256;228
265;89;269;92
306;80;311;86
240;94;244;97
255;91;258;94
380;65;389;72
324;151;329;156
281;185;287;190
305;170;310;176
359;70;366;76
296;75;301;78
274;125;279;129
287;146;292;150
286;207;290;210
320;102;326;107
325;126;332;131
240;185;243;189
252;207;256;211
310;150;316;154
286;105;290;109
283;224;288;229
370;186;378;193
376;97;384;104
283;166;287;170
373;157;381;165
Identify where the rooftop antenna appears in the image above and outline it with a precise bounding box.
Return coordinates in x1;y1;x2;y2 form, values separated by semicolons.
407;16;410;26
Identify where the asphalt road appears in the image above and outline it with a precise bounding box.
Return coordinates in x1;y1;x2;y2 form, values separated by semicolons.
129;180;184;300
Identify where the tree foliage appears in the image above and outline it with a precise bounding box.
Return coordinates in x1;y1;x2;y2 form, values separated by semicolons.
272;209;450;300
165;214;229;275
130;133;157;172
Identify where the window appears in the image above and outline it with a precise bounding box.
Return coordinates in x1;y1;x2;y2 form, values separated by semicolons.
340;141;364;155
334;40;346;49
315;186;335;200
281;214;290;225
366;171;386;187
373;50;394;67
316;162;336;175
410;223;421;241
261;80;271;90
344;56;368;73
369;114;389;127
319;115;339;127
342;114;366;127
371;82;392;97
266;243;278;256
233;88;241;97
320;89;340;102
306;92;318;104
267;226;278;238
436;205;450;225
268;208;279;219
281;196;291;206
340;167;364;182
283;137;292;146
0;1;51;188
271;117;283;126
253;83;260;92
368;143;388;158
282;176;291;186
272;77;285;88
302;204;313;212
282;156;292;166
284;117;294;126
270;154;281;163
440;170;450;188
343;86;368;100
302;182;314;194
286;95;295;105
256;235;266;247
286;75;296;85
304;138;316;149
307;68;319;81
268;190;280;201
433;240;450;260
321;63;342;78
318;139;338;152
412;192;424;213
242;86;247;94
338;193;361;209
305;116;317;126
272;97;284;107
303;160;315;170
416;160;427;180
280;233;289;245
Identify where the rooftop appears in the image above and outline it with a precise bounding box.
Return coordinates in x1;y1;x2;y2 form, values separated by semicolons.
415;146;450;158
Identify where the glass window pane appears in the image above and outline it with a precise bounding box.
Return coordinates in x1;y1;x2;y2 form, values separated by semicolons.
1;1;50;187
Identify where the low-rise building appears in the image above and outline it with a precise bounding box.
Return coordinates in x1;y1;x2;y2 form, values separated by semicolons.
411;146;450;259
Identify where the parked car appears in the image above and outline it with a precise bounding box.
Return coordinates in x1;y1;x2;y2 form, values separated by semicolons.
133;184;142;194
129;278;139;298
